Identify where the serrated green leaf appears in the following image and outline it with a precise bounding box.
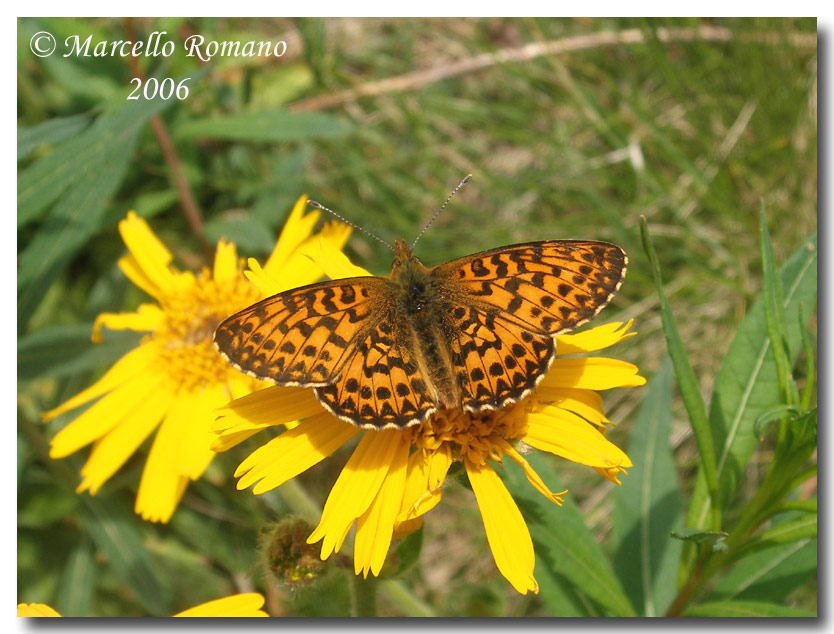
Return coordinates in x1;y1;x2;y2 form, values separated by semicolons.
80;496;169;616
18;113;91;161
683;600;815;617
612;356;682;616
55;541;97;617
686;234;817;534
175;109;353;142
501;453;636;616
18;323;141;381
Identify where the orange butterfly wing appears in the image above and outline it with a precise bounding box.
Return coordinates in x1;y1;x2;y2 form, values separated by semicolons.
314;314;438;429
214;277;388;386
214;276;438;429
432;240;627;413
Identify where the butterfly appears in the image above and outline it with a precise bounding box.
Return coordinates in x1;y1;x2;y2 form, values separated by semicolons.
214;238;627;430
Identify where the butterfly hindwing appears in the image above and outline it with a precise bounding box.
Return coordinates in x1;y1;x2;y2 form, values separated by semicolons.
214;277;388;386
314;313;438;429
444;303;555;413
434;240;627;336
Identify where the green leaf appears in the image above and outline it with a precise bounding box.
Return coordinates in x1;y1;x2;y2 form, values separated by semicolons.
55;541;97;617
18;113;92;161
709;537;816;604
17;95;175;228
641;218;720;529
18;323;141;381
683;600;815;617
670;529;729;552
17;95;182;330
175;109;354;142
759;206;797;406
501;453;636;616
386;526;423;577
79;496;169;616
204;214;277;255
535;564;598;616
612;356;682;616
685;234;817;534
742;515;817;554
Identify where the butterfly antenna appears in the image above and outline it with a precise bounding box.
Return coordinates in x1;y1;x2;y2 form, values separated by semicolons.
307;200;395;252
411;174;472;250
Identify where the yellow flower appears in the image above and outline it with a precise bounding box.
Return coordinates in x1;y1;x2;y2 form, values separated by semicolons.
43;197;350;523
213;239;643;595
17;593;269;617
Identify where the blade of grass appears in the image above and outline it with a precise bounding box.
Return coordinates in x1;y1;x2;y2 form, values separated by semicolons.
640;217;720;531
55;540;96;617
759;205;798;407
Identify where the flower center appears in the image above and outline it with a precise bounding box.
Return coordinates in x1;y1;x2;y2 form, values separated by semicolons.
153;268;261;392
408;401;532;466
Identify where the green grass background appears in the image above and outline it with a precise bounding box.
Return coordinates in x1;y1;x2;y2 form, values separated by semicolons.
18;17;817;616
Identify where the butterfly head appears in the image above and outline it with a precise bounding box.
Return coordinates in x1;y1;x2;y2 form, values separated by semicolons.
392;239;424;272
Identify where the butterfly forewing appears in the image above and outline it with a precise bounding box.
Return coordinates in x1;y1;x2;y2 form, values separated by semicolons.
214;277;388;386
432;240;626;413
434;240;627;336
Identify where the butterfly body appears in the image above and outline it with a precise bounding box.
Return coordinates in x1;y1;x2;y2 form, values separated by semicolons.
215;239;627;430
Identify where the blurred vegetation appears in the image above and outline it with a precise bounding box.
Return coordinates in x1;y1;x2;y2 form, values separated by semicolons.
18;17;816;616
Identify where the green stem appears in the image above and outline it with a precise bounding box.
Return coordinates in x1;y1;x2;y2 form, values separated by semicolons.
380;580;436;617
278;479;322;525
351;573;378;617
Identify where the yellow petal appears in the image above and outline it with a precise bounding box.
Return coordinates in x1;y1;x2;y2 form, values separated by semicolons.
308;429;403;559
354;433;410;577
118;211;183;294
243;258;281;297
174;593;268;617
320;220;352;251
92;304;164;342
263;195;317;275
465;459;538;595
136;384;228;523
235;412;359;493
118;254;162;299
500;441;565;506
522;407;632;470
397;445;452;523
76;384;175;495
49;369;164;458
42;342;159;422
17;603;61;617
213;239;238;283
535;387;610;429
540;357;646;390
297;235;372;280
556;320;636;354
212;386;324;451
